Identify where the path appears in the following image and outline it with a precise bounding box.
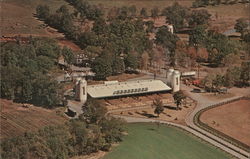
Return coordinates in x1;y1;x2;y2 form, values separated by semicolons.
112;113;249;159
115;72;250;159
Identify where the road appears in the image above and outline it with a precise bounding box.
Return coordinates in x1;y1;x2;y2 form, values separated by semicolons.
60;68;250;158
117;72;250;159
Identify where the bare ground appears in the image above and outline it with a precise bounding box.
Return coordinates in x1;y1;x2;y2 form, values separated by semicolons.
200;99;250;146
0;99;67;139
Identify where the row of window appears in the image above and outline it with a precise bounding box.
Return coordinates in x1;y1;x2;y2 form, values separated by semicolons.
113;88;148;95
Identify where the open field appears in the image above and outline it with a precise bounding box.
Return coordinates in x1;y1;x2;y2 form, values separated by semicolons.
0;99;67;139
200;99;250;146
102;123;234;159
0;0;72;36
206;3;250;32
88;0;193;10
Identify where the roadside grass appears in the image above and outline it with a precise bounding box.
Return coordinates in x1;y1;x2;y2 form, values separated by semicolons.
102;123;235;159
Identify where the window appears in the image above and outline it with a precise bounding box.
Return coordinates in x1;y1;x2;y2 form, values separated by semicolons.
176;77;178;85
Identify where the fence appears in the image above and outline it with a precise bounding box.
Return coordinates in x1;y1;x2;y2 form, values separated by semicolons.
194;96;250;153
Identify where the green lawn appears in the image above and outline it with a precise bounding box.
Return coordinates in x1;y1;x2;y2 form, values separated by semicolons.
102;123;234;159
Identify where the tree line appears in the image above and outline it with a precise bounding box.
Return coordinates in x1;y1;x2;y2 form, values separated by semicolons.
36;2;154;80
36;1;248;81
201;62;250;90
1;99;125;159
192;0;249;8
0;38;74;108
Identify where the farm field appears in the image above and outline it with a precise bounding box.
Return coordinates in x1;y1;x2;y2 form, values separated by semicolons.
200;99;250;146
206;3;250;32
0;99;67;139
0;0;72;36
102;123;234;159
88;0;193;9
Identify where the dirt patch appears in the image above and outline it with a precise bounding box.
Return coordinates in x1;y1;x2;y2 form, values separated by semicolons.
0;99;67;139
200;99;250;146
110;95;196;126
88;73;145;85
71;151;106;159
58;39;82;51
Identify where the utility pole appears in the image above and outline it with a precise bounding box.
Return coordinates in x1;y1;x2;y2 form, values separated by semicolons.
194;43;200;79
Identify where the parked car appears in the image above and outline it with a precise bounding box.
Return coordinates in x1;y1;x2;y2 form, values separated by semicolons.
218;87;228;94
192;88;206;93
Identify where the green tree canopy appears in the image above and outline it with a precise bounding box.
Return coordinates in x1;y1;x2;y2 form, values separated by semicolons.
162;2;189;31
188;9;211;27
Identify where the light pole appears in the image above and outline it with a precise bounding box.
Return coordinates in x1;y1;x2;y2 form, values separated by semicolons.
194;43;200;79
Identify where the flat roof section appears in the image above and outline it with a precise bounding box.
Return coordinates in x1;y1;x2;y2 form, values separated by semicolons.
87;80;171;98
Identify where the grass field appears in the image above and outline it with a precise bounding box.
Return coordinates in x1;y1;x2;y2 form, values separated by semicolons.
102;123;234;159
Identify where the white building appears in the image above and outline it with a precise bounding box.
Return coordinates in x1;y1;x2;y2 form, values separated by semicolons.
75;69;181;102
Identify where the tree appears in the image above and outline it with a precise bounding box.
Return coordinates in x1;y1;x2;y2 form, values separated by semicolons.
61;46;75;65
125;52;139;70
155;26;179;66
128;5;137;17
80;99;107;124
145;21;154;33
100;117;125;143
224;67;241;87
173;91;186;110
206;31;236;66
0;38;63;107
221;53;241;67
188;9;211;27
162;2;189;31
243;31;250;42
212;74;225;90
151;7;159;19
152;98;164;117
140;8;148;18
234;18;248;38
36;5;50;20
192;0;206;8
31;74;62;108
240;61;250;86
112;57;125;75
92;56;112;80
92;18;107;35
189;25;207;47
